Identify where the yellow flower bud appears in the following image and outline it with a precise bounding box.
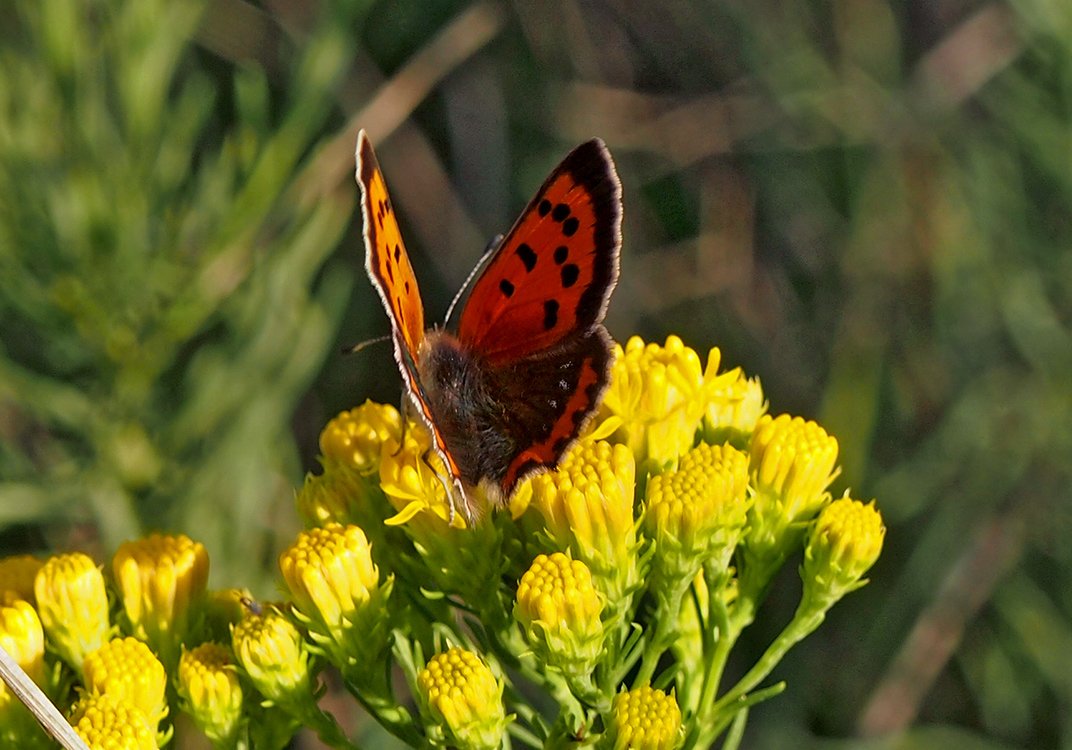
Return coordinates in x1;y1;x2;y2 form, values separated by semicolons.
83;637;168;729
70;695;157;750
645;443;750;583
0;593;45;720
802;495;885;611
702;364;766;445
598;336;709;468
749;414;839;524
606;685;683;750
231;609;312;707
529;439;639;604
320;401;402;475
176;642;244;744
295;465;370;528
112;533;209;667
0;555;42;603
34;552;110;672
416;647;507;750
515;553;604;676
279;524;390;669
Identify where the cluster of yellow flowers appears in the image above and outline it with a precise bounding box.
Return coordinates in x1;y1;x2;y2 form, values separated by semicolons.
0;335;885;749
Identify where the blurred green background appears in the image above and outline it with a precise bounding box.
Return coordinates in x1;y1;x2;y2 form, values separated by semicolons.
1;0;1070;747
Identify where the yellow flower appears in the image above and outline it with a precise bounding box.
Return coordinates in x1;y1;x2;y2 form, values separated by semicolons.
83;637;168;729
378;416;460;531
112;533;209;667
0;555;42;603
320;401;402;476
70;695;157;750
416;647;508;750
0;593;45;720
801;495;885;612
231;608;312;707
176;642;244;745
515;553;604;677
606;685;683;750
749;414;839;523
33;552;110;672
598;335;709;468
528;439;640;605
279;524;390;670
702;367;766;445
295;466;371;528
645;443;750;584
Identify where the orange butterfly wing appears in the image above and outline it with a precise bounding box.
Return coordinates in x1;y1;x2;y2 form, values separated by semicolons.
457;139;622;364
357;131;465;487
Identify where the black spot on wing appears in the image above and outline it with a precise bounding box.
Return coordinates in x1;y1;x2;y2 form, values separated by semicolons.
552;203;570;222
538;199;552;217
562;217;579;237
554;245;568;264
499;279;515;298
543;299;559;330
561;264;579;288
516;243;537;272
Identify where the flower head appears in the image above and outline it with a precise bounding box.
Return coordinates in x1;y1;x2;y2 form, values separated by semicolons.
528;439;640;605
702;367;766;446
645;443;751;585
231;608;312;707
0;555;42;603
279;524;391;670
606;685;683;750
112;533;209;668
83;637;168;729
33;552;110;672
0;593;45;718
70;695;157;750
176;642;244;745
515;553;604;677
801;495;885;612
295;465;374;529
320;401;402;476
378;417;459;531
598;336;709;469
416;647;508;750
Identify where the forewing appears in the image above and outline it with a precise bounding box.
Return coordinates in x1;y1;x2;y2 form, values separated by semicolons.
457;139;622;365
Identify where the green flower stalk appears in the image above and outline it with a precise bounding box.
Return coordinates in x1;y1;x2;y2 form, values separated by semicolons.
528;439;641;609
515;553;604;689
33;552;111;673
82;637;169;731
176;642;244;747
279;523;392;690
112;533;209;669
605;685;683;750
416;647;508;750
69;695;158;750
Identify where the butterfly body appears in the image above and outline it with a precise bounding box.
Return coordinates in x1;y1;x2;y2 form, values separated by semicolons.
357;132;622;523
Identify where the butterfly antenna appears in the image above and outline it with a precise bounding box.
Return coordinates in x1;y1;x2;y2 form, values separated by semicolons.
443;233;503;326
341;334;392;356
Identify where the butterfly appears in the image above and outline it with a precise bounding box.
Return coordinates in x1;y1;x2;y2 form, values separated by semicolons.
356;130;621;524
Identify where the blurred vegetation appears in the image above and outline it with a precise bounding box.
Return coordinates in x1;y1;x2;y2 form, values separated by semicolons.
0;0;1070;748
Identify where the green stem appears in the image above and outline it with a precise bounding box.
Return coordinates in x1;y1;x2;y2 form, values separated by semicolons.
633;574;692;686
711;606;825;716
300;703;362;750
